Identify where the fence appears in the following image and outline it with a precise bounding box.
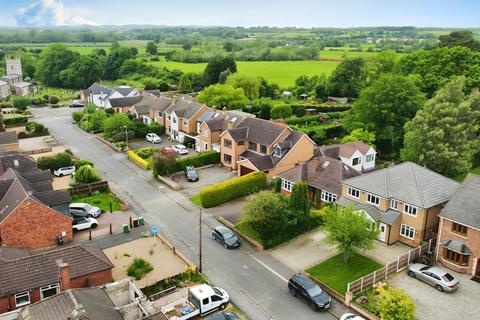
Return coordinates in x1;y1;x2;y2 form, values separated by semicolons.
68;180;109;195
346;237;437;297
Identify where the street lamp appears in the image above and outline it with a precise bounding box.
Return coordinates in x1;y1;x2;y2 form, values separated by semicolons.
124;125;129;150
199;208;203;273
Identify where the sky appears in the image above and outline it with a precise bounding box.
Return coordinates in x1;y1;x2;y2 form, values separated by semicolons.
0;0;479;28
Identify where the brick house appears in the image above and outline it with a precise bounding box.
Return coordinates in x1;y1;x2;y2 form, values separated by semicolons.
339;162;459;247
219;117;316;179
436;174;480;277
277;141;375;206
0;245;113;313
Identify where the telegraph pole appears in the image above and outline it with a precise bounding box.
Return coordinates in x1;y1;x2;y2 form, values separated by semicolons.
199;208;203;273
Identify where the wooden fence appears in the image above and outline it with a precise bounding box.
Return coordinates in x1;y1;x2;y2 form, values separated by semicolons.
347;237;437;297
68;180;109;195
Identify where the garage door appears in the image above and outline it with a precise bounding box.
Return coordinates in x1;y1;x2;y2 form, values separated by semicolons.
240;165;255;176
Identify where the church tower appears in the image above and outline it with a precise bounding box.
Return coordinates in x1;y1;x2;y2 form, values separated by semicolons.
5;55;23;80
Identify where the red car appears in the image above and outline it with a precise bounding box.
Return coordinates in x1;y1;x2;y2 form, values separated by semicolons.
161;147;175;155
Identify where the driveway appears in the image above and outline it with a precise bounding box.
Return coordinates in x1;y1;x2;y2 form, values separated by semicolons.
128;136;178;151
205;198;247;224
390;270;480;320
74;210;136;241
174;165;237;196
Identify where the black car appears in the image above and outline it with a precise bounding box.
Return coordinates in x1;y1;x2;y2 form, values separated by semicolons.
288;274;331;311
212;226;240;249
184;166;199;182
205;311;240;320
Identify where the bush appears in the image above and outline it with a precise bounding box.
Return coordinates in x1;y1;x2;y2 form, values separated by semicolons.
3;116;28;126
48;96;59;104
377;287;415;320
72;111;84;123
153;151;219;176
37;152;73;171
127;258;153;280
75;165;101;184
12;96;31;111
134;122;164;139
128;150;152;170
284;115;321;125
75;159;94;169
200;172;267;208
270;103;292;119
289;104;351;113
26;121;49;135
135;147;153;159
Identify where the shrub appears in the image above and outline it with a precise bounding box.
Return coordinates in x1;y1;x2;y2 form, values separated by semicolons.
48;96;59;104
270;103;292;119
12;96;31;111
200;172;267;208
127;258;153;280
115;141;127;150
153;151;219;176
377;287;415;320
284;115;321;125
272;177;281;193
37;152;73;171
75;165;101;184
75;159;94;169
26;121;49;135
103;114;134;140
289;104;351;113
3;116;28;126
135;147;153;159
72;111;84;123
128;150;151;170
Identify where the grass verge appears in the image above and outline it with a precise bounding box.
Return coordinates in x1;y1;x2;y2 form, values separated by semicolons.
235;220;263;245
189;194;202;207
72;192;122;212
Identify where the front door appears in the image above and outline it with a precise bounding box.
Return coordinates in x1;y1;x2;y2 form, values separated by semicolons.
378;223;387;242
476;258;480;277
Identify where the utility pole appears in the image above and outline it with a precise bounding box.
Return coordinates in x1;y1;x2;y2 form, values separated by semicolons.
124;125;129;150
199;208;203;273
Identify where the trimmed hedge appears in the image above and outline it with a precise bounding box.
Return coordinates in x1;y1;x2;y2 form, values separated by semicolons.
128;150;151;170
153;151;220;176
4;116;28;126
200;172;267;208
289;104;351;113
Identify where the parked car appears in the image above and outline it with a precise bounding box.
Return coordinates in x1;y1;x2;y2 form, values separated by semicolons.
53;166;75;177
146;133;162;144
72;216;98;231
407;263;459;292
212;226;240;249
288;274;331;311
340;313;366;320
172;144;188;155
161;147;174;155
184;166;199;182
69;203;102;218
205;312;239;320
69;100;85;108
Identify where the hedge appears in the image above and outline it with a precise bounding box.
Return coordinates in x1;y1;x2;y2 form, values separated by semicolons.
200;172;267;208
153;151;220;176
128;150;151;170
4;116;28;126
289;104;351;113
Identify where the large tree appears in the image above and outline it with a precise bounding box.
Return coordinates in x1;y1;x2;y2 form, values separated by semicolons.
103;43;136;80
146;42;158;55
36;43;79;87
323;205;379;263
59;54;104;88
328;57;366;98
343;74;425;158
226;73;261;100
102;113;135;141
341;128;376;147
203;56;237;86
401;78;480;178
438;30;480;51
197;84;247;109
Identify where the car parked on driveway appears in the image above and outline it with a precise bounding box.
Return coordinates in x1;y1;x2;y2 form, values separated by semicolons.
212;226;240;249
54;166;75;177
205;312;239;320
161;147;174;155
407;263;459;292
69;203;102;218
72;216;98;231
288;274;331;311
184;166;199;182
146;133;161;144
172;144;188;155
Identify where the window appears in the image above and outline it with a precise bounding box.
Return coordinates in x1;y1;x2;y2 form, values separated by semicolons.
452;222;468;236
347;186;360;198
211;295;222;302
248;141;257;151
167;115;171;120
390;199;398;210
15;292;30;307
203;129;208;137
183;120;188;126
404;204;418;217
352;157;361;166
202;298;209;305
281;179;294;192
238;140;245;146
172;118;177;124
260;145;267;154
321;190;337;203
223;154;232;164
366;154;375;162
204;143;208;151
367;193;380;206
223;139;232;148
40;283;59;300
167;127;171;133
400;224;415;240
445;249;469;266
273;146;282;157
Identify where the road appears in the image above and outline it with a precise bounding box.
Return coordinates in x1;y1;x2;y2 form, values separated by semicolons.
32;107;338;320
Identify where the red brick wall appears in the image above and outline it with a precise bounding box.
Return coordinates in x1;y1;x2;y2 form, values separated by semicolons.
0;198;73;249
0;297;10;314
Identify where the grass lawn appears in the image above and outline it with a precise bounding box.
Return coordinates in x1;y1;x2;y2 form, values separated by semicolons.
306;252;383;294
189;194;202;207
235;220;263;245
72;192;122;212
455;166;480;182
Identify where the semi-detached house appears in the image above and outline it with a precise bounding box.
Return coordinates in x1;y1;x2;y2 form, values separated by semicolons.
164;98;209;144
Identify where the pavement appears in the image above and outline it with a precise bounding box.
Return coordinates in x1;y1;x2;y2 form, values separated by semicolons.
31;107;339;320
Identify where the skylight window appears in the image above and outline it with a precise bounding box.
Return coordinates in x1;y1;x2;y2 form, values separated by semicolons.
322;161;330;168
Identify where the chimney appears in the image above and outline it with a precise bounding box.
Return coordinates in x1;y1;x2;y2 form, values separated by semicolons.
58;261;71;291
211;105;216;112
227;121;234;129
301;162;308;181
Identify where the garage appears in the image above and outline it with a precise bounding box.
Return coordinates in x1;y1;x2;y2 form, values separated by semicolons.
239;165;255;176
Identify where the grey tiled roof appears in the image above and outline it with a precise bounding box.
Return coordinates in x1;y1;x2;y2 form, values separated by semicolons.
165;98;205;119
131;96;172;115
241;154;275;171
441;239;472;255
338;197;401;225
0;247;31;262
233;117;287;146
342;162;459;208
108;96;143;108
439;174;480;229
0;153;37;174
86;83;114;95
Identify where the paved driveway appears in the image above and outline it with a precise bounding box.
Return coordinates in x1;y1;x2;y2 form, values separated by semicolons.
128;136;177;151
174;165;237;196
390;270;480;320
74;210;135;241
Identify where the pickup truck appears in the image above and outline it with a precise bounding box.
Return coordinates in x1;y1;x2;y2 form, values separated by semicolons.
160;284;229;320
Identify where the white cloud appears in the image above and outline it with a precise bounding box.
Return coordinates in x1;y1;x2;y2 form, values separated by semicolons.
15;0;98;27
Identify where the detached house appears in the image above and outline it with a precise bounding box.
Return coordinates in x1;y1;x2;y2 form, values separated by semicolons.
339;162;459;247
164;98;209;144
220;117;316;179
436;174;480;277
82;83;139;108
277;141;375;205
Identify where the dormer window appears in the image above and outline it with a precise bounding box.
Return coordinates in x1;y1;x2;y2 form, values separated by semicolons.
366;154;375;162
273;146;282;157
352;157;362;166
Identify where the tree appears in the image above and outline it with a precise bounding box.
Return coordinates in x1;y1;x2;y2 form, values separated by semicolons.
218;69;231;84
401;78;480;178
270;103;292;119
259;78;279;99
36;43;79;87
251;97;274;120
72;111;84;123
75;165;101;184
329;57;366;98
438;30;480;51
197;84;247;109
377;287;415;320
343;74;425;158
182;42;192;51
102;114;134;140
153;152;178;176
223;41;235;52
203;56;237;85
367;51;398;84
323;205;379;263
11;96;31;111
59;54;104;88
289;181;310;214
146;42;158;55
272;177;282;193
96;48;107;56
341;128;376;147
88;109;108;131
103;44;135;80
226;73;261;99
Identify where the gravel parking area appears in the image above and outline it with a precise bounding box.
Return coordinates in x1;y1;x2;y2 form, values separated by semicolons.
128;136;178;151
174;165;237;196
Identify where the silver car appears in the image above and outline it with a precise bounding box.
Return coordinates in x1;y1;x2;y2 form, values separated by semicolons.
407;263;459;292
69;203;102;218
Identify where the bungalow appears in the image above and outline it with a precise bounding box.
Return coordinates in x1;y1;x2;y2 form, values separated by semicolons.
82;83;139;108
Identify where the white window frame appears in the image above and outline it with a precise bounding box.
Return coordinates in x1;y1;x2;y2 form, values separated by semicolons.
281;179;294;192
366;193;380;206
273;146;282;157
321;190;337;203
352;157;362;166
366;154;375;162
40;283;60;300
203;129;208;137
400;224;415;240
347;186;360;198
390;199;398;210
15;291;30;307
404;204;418;217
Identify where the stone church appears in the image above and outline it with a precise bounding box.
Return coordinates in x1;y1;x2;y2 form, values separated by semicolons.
0;56;32;100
